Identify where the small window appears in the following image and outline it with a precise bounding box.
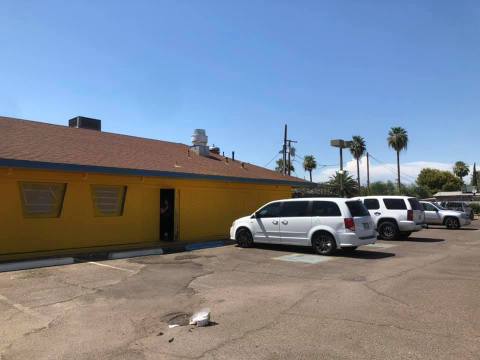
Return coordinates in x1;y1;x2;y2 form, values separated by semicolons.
91;185;127;217
280;201;310;217
311;201;341;217
408;198;422;210
422;202;437;212
19;182;67;218
364;198;380;210
345;201;370;217
256;202;282;218
383;198;407;210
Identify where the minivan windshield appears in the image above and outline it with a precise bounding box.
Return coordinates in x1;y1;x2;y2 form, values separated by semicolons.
345;201;370;217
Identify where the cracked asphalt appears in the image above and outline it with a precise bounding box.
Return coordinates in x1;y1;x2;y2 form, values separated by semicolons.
1;221;479;359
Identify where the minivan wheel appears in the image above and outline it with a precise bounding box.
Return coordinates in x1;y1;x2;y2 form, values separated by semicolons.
312;232;336;256
444;217;460;229
236;228;254;248
378;221;399;240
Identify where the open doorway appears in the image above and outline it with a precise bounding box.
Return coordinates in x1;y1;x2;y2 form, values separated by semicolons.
160;189;175;241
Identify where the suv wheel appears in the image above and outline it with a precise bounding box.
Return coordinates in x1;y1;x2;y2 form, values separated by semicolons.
236;228;254;247
378;221;399;240
312;232;336;256
444;217;460;229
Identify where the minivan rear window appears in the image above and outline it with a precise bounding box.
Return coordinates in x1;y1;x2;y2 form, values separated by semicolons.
383;198;407;210
345;201;370;217
408;198;422;211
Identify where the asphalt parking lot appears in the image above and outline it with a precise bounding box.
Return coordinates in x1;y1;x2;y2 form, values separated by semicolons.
1;221;479;360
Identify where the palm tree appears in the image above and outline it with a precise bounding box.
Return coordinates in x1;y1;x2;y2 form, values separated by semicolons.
275;158;294;174
303;155;317;182
453;161;469;181
387;127;408;191
327;171;358;197
349;136;366;189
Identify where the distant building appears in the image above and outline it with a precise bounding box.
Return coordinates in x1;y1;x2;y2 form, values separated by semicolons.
0;116;304;261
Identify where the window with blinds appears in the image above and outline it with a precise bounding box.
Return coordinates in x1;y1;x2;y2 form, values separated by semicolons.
91;185;127;217
19;182;67;218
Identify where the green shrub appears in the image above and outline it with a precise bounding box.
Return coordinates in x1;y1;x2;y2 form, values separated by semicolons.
469;203;480;214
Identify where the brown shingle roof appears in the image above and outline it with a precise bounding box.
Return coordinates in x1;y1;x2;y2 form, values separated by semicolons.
0;116;305;185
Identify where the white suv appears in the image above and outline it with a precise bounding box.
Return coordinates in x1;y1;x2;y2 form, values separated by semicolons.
230;198;376;255
354;196;425;240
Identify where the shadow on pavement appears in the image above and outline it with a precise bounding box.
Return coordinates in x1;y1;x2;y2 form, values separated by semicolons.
246;243;395;259
405;237;445;243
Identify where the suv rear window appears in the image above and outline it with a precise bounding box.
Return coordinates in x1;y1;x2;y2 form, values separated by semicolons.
280;201;310;217
345;201;370;217
408;198;422;210
383;198;407;210
364;198;380;210
311;201;341;217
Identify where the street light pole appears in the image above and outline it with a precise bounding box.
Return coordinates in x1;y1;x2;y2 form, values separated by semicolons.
330;139;352;198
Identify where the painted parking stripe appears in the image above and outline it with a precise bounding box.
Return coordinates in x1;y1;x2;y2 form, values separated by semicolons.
273;253;334;264
365;243;398;249
88;261;136;273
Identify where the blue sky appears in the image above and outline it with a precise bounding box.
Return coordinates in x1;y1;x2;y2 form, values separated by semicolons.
1;0;479;183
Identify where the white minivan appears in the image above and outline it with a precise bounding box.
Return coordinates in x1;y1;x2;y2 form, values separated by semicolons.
230;198;376;255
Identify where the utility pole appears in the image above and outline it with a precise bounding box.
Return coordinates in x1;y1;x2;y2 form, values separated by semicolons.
286;139;298;176
283;125;287;175
366;152;370;193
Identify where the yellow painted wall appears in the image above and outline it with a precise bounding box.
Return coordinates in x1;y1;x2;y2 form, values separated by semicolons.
0;168;291;260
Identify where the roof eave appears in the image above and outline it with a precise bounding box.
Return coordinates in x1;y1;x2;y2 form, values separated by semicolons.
0;158;305;186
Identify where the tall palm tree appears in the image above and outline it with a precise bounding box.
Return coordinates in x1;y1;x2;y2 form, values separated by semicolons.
349;136;366;189
303;155;317;182
387;127;408;191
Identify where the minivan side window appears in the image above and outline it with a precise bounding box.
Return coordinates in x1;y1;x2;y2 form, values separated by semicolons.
280;201;310;217
383;198;407;210
364;198;380;210
311;201;341;217
256;202;282;218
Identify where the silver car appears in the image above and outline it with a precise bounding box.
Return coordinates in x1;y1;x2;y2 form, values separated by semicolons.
420;201;471;229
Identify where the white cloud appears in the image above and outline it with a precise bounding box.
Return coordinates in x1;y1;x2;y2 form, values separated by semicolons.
311;157;455;184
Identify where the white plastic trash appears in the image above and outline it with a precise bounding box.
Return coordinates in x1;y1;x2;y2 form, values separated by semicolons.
189;308;210;327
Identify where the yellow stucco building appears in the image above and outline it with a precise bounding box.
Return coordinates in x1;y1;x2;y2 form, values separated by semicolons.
0;116;303;261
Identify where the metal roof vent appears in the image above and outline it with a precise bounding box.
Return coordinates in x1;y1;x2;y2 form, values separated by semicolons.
69;116;101;131
191;129;209;156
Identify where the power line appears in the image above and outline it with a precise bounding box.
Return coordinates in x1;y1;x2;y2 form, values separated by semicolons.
368;153;418;182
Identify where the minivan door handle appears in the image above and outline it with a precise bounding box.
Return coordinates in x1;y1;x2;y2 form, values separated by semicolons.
281;220;288;225
272;220;279;225
374;212;381;216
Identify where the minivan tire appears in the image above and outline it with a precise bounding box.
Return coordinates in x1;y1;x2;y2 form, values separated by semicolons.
236;228;254;248
378;221;399;240
444;217;460;229
312;232;337;256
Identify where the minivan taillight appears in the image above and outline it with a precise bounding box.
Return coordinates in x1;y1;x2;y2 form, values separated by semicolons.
407;210;413;221
344;218;355;231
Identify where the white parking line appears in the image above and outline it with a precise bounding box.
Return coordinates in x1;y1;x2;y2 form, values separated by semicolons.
88;261;136;273
273;254;334;264
365;243;398;249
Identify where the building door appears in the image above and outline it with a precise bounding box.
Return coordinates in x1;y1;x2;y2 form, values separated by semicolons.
160;189;175;241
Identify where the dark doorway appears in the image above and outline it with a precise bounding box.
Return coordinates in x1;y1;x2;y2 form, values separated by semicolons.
160;189;175;241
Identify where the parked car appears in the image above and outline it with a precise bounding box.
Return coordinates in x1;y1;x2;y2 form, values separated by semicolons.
439;201;474;220
353;196;425;240
230;198;376;255
421;201;471;229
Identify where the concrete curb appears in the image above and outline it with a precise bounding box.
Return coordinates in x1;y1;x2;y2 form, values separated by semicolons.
108;248;164;260
0;257;74;273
